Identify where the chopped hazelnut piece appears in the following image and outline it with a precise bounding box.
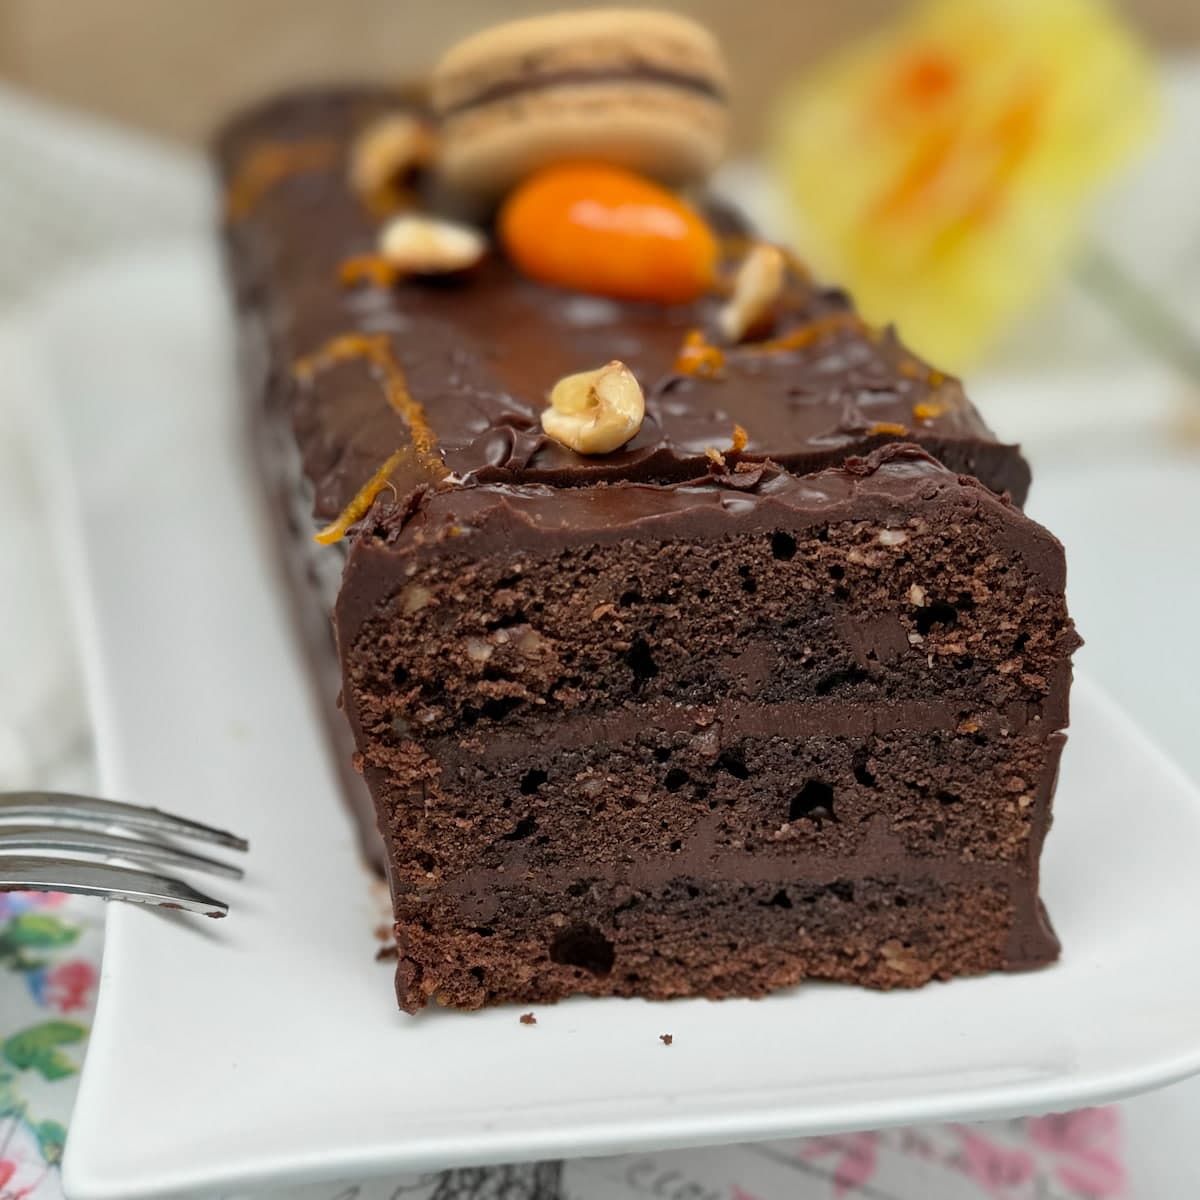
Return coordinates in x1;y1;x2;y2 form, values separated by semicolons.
378;214;487;276
718;243;786;343
542;361;645;454
349;113;437;203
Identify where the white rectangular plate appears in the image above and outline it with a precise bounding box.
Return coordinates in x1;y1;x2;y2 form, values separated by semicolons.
38;241;1200;1200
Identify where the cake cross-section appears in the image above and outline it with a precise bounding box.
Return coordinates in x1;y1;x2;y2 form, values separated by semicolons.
216;73;1078;1012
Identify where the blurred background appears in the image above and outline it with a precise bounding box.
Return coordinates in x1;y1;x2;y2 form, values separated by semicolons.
1;0;1197;146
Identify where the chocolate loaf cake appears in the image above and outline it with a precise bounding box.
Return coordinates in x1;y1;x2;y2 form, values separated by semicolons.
218;73;1077;1011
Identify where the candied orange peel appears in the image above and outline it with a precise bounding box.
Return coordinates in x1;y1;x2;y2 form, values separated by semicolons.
499;163;718;305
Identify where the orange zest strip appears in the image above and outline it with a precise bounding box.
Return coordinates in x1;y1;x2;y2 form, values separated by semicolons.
913;401;948;421
293;333;447;544
730;423;749;453
293;333;442;471
338;255;401;289
314;450;406;545
674;329;725;378
759;311;869;353
868;422;910;436
225;140;339;220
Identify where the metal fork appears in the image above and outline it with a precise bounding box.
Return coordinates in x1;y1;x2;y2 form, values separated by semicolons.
0;792;248;918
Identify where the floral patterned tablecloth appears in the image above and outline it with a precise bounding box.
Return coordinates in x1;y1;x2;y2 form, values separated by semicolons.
0;894;102;1199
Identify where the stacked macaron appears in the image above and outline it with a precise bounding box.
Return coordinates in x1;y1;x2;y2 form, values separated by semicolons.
355;10;741;307
431;8;731;195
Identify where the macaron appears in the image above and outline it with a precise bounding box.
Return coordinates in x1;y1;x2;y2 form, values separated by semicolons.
431;8;730;196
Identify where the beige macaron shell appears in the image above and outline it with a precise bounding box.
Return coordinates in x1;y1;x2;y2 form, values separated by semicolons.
439;80;728;194
432;8;729;112
432;8;729;193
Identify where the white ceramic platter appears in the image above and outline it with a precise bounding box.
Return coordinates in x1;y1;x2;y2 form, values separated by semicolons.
34;242;1200;1200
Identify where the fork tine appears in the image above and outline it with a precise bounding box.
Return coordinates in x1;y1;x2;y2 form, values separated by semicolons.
0;792;248;851
0;855;228;917
0;826;244;880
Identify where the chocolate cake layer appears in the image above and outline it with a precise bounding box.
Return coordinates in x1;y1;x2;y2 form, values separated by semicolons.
337;456;1072;734
372;726;1066;874
217;86;1077;1012
395;876;1021;1010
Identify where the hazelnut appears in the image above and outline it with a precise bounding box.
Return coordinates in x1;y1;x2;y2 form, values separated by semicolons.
401;584;431;613
878;528;908;546
464;636;493;663
542;361;645;455
349;113;437;202
908;584;928;607
718;243;786;343
377;214;487;276
880;939;924;978
516;628;545;657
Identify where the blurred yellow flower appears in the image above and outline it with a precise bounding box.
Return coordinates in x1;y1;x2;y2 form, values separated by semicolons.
771;0;1156;367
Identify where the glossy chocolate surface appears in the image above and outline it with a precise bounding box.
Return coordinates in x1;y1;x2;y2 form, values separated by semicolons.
216;88;1030;536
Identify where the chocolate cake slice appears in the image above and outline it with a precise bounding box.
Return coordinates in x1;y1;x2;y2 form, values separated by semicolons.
216;88;1078;1012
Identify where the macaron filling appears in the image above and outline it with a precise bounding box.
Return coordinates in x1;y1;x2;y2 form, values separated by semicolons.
440;65;728;118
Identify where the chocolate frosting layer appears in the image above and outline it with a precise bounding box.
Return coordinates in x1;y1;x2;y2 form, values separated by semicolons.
215;88;1031;536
